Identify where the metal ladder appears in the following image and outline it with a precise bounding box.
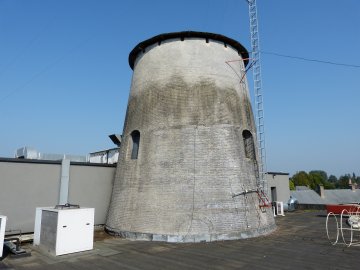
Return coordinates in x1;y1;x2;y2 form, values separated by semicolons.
247;0;268;196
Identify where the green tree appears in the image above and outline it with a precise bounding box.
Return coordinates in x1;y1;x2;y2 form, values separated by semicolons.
291;171;310;187
309;170;328;183
356;176;360;184
336;174;351;189
351;173;360;184
323;181;335;189
328;175;338;183
289;180;295;190
309;170;335;189
308;172;323;190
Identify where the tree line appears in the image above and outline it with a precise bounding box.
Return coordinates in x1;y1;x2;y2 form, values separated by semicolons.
289;170;360;190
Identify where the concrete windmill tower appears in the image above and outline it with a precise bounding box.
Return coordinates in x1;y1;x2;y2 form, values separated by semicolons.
106;31;275;242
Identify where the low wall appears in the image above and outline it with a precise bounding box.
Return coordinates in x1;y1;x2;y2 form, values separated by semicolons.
0;158;116;234
297;204;326;210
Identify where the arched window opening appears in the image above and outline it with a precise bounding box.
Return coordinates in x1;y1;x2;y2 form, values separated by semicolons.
242;130;256;160
130;130;140;160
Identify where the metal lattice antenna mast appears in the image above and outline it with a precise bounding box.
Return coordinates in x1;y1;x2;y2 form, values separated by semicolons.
247;0;268;195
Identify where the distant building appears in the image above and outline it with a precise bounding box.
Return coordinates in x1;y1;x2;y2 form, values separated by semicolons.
88;148;119;164
266;172;291;204
15;146;87;162
291;186;360;206
14;146;120;164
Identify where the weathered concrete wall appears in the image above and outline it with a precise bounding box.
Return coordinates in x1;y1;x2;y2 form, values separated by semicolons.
0;158;115;233
106;32;276;242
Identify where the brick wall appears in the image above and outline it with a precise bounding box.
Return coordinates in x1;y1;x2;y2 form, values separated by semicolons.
106;34;275;242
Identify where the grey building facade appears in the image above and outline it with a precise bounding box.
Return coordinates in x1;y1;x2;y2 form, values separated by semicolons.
266;172;291;204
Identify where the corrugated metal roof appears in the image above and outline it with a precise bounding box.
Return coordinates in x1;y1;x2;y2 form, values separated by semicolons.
295;186;311;190
291;190;325;204
323;189;360;204
291;189;360;205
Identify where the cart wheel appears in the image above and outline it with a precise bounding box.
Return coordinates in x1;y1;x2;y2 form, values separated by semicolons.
340;209;353;247
326;212;339;245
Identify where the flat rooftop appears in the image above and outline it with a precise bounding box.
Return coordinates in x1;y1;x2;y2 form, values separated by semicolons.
1;210;358;269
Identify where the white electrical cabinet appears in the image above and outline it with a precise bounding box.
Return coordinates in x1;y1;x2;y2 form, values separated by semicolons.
273;201;285;217
34;207;94;256
0;215;7;257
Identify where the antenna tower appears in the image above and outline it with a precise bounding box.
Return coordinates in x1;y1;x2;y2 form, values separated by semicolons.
247;0;268;194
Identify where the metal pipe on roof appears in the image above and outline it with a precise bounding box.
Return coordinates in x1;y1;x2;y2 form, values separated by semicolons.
59;159;70;205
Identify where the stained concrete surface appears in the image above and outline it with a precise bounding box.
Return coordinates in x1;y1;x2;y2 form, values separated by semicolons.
107;34;275;240
1;210;359;269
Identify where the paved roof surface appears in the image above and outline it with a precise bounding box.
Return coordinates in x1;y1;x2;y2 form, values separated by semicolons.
1;210;359;269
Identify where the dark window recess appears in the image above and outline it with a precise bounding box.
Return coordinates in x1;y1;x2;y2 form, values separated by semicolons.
242;130;256;160
131;130;140;159
271;187;277;202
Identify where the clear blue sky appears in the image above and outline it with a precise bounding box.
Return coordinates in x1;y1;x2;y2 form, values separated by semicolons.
1;0;359;177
